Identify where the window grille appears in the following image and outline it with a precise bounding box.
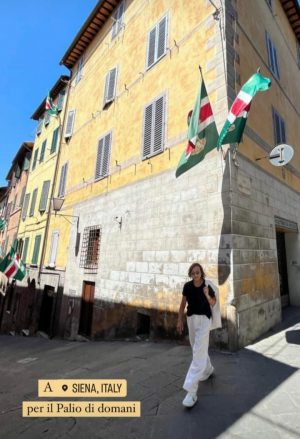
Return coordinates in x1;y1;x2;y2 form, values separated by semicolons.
80;226;101;272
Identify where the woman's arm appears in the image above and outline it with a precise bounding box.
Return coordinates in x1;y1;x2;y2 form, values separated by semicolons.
204;286;217;307
176;296;187;334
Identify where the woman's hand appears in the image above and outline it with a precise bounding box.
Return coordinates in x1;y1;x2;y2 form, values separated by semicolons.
176;317;184;334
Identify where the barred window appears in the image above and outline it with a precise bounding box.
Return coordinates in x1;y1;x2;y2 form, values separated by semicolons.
80;226;101;272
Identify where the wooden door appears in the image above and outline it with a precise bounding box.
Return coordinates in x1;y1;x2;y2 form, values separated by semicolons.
78;281;95;336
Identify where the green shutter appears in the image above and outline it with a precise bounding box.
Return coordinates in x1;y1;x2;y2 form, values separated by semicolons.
31;235;41;265
40;141;46;162
22;237;29;263
57;91;65;111
29;188;38;217
50;127;59;153
39;181;51;212
32;149;39;170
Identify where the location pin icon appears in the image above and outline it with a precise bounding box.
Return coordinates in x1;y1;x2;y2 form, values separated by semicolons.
62;384;68;391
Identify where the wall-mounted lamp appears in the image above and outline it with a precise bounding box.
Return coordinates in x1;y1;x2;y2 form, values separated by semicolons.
52;197;79;229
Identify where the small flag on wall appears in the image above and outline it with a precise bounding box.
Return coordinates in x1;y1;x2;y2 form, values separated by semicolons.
0;248;26;281
45;93;58;116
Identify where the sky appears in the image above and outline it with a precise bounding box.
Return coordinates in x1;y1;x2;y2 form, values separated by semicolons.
0;0;98;187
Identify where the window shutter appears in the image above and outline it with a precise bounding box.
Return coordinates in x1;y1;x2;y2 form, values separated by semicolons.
64;110;76;138
58;163;68;197
44;111;50;126
36;118;43;135
32;149;39;170
153;96;165;153
31;235;41;265
19;187;26;207
51;127;59;153
103;68;117;106
112;1;124;39
75;56;84;84
280;118;286;143
143;103;153;158
22;237;29;263
29;188;38;217
39;180;51;212
22;193;30;220
95;133;111;179
157;16;167;60
23;152;31;171
273;45;280;79
40;140;46;162
48;231;59;266
57;91;65;111
147;28;156;68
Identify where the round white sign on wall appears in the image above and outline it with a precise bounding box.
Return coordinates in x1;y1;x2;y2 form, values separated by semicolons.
269;144;294;166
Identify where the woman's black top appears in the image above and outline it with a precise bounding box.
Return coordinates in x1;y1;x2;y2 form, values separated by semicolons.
182;280;215;318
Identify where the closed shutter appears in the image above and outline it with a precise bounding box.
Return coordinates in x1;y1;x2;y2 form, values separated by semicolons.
95;133;111;179
157;16;167;60
142;94;165;158
44;111;50;126
64;110;76;138
19;187;26;207
272;108;286;144
32;149;39;170
40;140;46;162
22;237;29;263
58;163;68;197
23;152;31;171
147;28;156;68
103;68;117;107
51;127;59;153
75;57;84;84
112;1;124;39
39;180;51;212
31;235;41;265
48;231;59;266
22;193;30;220
57;91;65;111
29;188;38;217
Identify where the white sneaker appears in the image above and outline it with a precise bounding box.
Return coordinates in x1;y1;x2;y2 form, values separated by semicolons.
199;366;214;381
182;392;198;408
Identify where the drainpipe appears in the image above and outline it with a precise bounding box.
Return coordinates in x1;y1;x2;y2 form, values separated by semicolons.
37;79;71;285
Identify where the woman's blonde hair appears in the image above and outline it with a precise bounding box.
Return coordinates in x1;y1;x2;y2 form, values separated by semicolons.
188;262;205;278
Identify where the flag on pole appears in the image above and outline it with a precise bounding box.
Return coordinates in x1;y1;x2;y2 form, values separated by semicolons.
45;93;58;116
176;79;219;178
0;218;6;232
217;72;271;149
0;248;26;281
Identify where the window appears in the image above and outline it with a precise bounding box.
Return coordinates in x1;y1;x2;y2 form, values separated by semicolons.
12;195;17;212
31;235;41;265
36;118;43;135
272;108;286;144
80;226;101;271
58;163;68;197
50;127;59;154
57;91;65;112
112;1;124;39
75;56;84;85
103;67;118;108
22;237;29;263
19;187;26;207
44;111;50;126
146;14;168;69
95;132;111;180
142;94;166;159
29;188;38;217
64;110;76;138
5;202;12;220
266;32;280;79
48;231;59;267
39;180;51;212
32;149;39;171
22;193;30;220
40;140;46;163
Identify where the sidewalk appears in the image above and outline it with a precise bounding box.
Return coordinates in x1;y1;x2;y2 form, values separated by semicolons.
0;307;299;439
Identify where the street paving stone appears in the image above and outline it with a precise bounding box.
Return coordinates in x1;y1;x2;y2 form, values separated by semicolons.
0;307;299;438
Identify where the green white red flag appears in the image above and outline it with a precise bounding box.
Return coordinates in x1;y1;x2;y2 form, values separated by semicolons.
0;248;26;281
45;93;58;116
176;79;219;178
217;72;271;148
